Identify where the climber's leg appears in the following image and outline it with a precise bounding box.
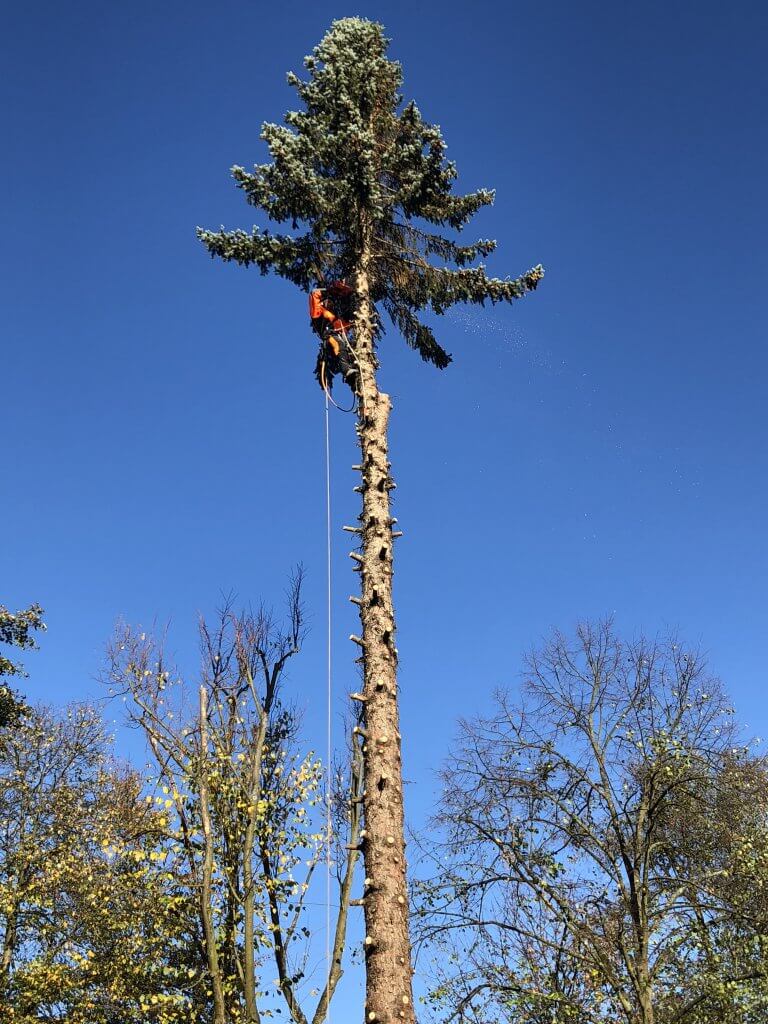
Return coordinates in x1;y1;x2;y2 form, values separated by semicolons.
337;336;358;389
326;333;341;357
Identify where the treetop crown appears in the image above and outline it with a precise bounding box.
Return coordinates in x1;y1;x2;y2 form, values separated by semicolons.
198;18;543;368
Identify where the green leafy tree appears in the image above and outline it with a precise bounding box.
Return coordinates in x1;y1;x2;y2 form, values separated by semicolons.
0;604;44;727
199;19;542;1020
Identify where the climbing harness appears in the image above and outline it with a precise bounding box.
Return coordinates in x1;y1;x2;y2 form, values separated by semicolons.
319;324;360;414
320;360;357;413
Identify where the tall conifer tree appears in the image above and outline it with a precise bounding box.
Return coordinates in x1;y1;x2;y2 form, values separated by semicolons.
199;18;543;1022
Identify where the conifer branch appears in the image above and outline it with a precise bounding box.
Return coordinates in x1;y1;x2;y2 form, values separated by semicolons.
198;18;543;367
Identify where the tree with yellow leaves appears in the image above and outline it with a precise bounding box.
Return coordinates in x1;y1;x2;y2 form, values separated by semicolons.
0;703;199;1022
107;571;363;1024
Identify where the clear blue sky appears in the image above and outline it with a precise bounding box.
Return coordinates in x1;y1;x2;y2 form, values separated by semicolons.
3;0;767;1010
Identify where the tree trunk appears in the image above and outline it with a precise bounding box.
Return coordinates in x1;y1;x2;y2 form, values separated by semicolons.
637;941;655;1024
312;736;364;1024
350;252;416;1024
198;686;228;1024
0;901;19;999
638;984;655;1024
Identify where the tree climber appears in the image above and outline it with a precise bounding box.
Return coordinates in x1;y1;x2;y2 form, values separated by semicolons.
309;281;357;391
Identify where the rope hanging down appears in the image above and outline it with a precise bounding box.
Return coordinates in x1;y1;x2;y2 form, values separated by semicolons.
319;324;360;414
321;321;360;1010
323;388;333;1018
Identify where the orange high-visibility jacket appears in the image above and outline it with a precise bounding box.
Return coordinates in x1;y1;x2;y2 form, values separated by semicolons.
309;285;352;332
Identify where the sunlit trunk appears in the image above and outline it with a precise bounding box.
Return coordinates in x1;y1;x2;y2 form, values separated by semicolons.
350;247;416;1024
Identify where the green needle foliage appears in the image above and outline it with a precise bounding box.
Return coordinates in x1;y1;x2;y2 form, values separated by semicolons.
198;17;543;369
0;603;45;727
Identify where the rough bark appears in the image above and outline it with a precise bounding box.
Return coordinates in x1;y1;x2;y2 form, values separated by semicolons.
311;736;364;1024
350;250;416;1024
0;901;19;998
242;709;267;1024
198;686;228;1024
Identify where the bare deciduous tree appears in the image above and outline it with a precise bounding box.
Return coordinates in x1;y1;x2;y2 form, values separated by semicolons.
416;621;768;1024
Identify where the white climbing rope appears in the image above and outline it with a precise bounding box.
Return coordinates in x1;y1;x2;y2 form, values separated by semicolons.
323;387;333;1017
320;321;361;1013
319;324;361;415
